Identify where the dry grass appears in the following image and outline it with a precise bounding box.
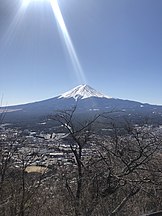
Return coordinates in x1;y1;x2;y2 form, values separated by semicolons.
25;165;48;174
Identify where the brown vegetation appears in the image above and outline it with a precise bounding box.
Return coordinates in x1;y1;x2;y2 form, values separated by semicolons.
1;109;162;215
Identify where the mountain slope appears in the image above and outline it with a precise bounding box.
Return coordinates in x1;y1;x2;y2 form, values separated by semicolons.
58;84;111;100
1;85;162;124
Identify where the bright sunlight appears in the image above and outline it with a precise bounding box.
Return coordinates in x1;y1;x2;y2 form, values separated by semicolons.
21;0;86;83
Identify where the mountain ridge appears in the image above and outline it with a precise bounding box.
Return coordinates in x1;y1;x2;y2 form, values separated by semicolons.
0;85;162;125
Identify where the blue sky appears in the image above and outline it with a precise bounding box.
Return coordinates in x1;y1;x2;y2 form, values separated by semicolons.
0;0;162;105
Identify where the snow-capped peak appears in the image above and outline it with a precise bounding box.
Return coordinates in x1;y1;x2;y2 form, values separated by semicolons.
58;84;111;100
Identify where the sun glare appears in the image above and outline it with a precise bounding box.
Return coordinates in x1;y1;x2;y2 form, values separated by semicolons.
22;0;49;8
21;0;86;83
22;0;32;8
50;0;86;83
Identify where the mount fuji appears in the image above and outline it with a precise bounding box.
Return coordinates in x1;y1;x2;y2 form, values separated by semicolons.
59;84;111;100
1;84;162;125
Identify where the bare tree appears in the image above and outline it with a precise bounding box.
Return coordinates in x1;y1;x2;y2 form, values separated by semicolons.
49;109;162;216
49;107;101;216
1;106;162;216
0;131;48;216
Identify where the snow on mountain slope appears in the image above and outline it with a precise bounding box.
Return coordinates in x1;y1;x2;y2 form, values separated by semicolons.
58;84;111;100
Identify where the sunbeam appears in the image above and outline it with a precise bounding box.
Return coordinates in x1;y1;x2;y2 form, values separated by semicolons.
1;3;27;52
21;0;87;83
22;0;48;8
50;0;87;84
2;0;87;84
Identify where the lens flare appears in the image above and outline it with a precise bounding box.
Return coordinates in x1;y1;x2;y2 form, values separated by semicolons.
22;0;30;8
50;0;86;84
2;0;86;84
22;0;48;8
1;3;28;52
